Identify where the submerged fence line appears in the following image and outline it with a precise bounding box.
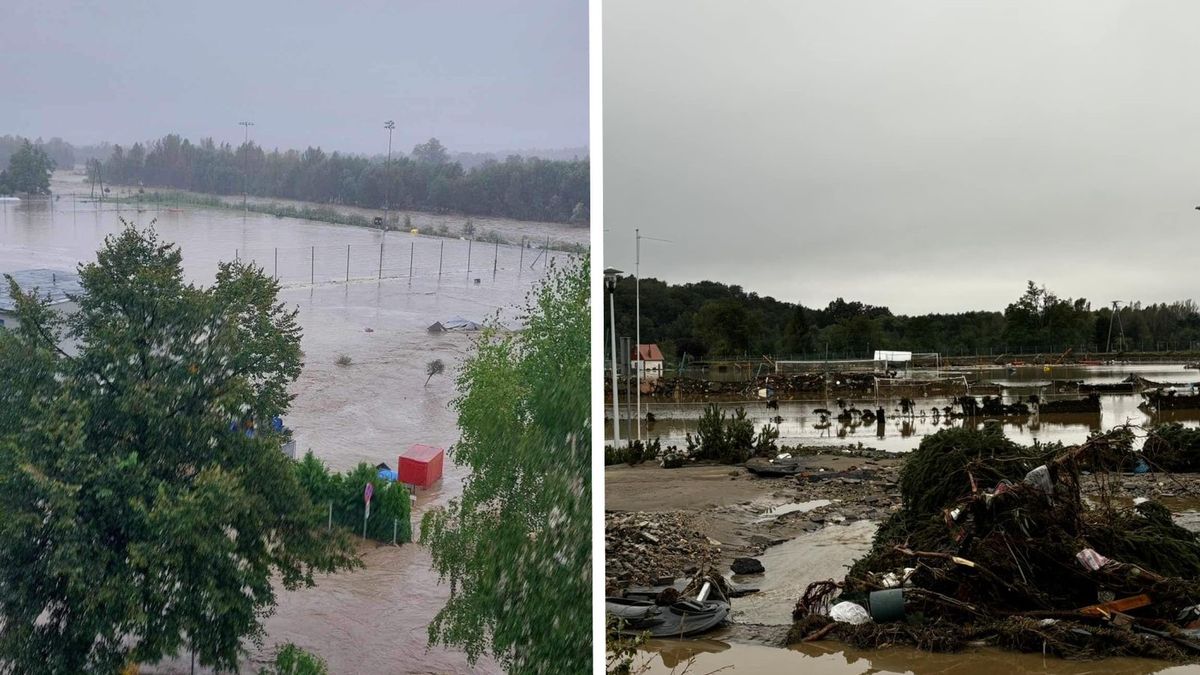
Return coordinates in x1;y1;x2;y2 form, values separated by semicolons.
232;235;581;288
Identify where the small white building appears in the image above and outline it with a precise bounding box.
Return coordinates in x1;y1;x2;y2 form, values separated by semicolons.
630;343;665;381
0;268;83;332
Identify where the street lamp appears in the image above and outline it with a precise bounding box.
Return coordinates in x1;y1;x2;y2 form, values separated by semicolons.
238;120;254;212
384;120;395;230
605;267;623;449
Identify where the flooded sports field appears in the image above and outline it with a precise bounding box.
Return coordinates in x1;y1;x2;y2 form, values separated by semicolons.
1;176;583;673
608;363;1200;453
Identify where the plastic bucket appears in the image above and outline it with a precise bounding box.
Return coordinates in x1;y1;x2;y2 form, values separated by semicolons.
868;589;905;623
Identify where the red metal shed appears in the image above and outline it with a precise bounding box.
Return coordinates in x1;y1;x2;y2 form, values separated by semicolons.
399;444;445;488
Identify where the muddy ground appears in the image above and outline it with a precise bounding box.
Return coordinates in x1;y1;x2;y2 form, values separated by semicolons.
606;451;1200;656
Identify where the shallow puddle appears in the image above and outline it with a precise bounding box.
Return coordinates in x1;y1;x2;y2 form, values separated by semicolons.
730;520;877;626
751;499;834;523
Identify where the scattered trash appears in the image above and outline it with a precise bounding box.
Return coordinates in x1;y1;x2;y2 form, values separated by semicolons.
1076;548;1111;572
829;601;871;625
1022;464;1052;495
868;589;906;622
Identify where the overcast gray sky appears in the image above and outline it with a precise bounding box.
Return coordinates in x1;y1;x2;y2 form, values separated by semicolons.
1;0;587;155
604;0;1200;315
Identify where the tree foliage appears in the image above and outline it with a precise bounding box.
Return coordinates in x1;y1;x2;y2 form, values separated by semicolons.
425;358;445;386
420;257;590;673
101;134;589;224
607;275;1200;360
0;139;55;195
293;451;411;543
0;223;358;673
258;643;329;675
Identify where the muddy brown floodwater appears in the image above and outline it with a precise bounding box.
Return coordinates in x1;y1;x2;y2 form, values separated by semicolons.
611;363;1200;453
2;176;586;673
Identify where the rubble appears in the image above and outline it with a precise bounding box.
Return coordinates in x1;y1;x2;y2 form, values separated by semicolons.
730;557;765;575
605;511;719;592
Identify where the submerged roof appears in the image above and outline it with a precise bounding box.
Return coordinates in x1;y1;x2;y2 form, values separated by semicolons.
442;316;483;331
0;269;83;312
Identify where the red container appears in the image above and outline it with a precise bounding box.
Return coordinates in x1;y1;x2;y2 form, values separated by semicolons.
399;444;445;488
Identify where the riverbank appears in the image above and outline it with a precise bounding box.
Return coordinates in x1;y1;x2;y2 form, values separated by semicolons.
48;171;589;253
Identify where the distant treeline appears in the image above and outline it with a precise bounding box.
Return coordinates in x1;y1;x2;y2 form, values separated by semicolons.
607;277;1200;360
0;135;112;170
96;134;589;225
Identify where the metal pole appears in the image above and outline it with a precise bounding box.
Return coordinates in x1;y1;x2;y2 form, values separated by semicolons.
409;242;414;279
235;247;238;261
519;237;525;269
544;236;550;268
635;229;641;441
239;120;254;213
467;238;473;273
609;281;621;449
379;242;384;279
383;120;395;230
438;241;443;276
346;244;350;282
493;241;498;281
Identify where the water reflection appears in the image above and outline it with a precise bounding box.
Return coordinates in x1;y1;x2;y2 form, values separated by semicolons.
609;365;1200;452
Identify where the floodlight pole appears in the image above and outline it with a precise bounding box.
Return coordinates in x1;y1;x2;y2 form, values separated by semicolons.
635;229;642;441
238;121;254;212
607;272;622;449
383;120;395;231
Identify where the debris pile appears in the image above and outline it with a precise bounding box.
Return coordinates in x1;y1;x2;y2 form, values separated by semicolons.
1143;389;1200;412
789;426;1200;660
1142;423;1200;472
605;512;719;592
1038;393;1102;414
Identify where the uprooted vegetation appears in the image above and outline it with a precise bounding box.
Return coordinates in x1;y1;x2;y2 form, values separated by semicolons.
1142;423;1200;472
789;425;1200;660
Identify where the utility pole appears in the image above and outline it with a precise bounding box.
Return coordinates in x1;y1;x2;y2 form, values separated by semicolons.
635;229;641;442
1106;300;1126;353
239;120;254;212
383;120;395;230
633;229;671;442
605;269;623;449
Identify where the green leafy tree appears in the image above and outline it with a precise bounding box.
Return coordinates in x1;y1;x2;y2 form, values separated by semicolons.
421;257;590;674
2;139;54;194
692;298;759;356
259;643;329;675
0;223;358;673
412;137;450;165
